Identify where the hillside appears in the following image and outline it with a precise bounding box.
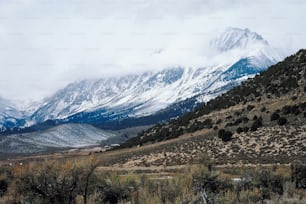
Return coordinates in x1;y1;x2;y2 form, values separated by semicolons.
116;49;306;165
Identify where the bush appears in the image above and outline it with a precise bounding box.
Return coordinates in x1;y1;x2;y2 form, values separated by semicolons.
291;161;306;189
247;105;255;111
216;119;222;124
225;122;233;127
254;170;285;202
218;129;233;142
97;176;137;204
242;116;249;123
236;127;243;134
193;171;232;203
15;157;99;204
282;105;291;114
0;166;13;198
291;96;297;101
270;112;280;121
251;118;263;131
243;127;249;132
278;117;287;126
0;179;8;197
15;162;81;204
233;118;243;125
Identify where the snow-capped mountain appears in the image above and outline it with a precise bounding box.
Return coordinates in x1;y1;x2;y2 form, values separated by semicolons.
210;27;268;52
30;28;284;126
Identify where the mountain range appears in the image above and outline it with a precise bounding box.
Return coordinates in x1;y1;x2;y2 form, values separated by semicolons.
0;27;285;152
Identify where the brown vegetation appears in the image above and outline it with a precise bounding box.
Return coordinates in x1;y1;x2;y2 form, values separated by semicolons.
0;156;305;203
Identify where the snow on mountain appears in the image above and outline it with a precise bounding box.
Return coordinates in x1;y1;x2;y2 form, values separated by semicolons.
0;27;285;133
30;28;283;125
210;27;268;52
0;123;115;153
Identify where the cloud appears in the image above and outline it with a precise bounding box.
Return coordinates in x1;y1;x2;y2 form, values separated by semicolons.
0;0;305;100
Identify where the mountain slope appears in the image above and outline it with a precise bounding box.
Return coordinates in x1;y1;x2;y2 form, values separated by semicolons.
0;123;115;153
120;49;306;149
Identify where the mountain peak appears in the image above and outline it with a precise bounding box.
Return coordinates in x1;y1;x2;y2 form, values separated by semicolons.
210;27;268;52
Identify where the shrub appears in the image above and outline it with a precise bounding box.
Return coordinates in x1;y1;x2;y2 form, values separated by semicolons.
97;175;137;204
291;96;297;101
193;170;232;203
0;179;8;197
282;105;291;114
291;161;306;189
225;122;233;127
270;112;280;121
242;116;249;123
15;161;81;204
233;118;243;125
216;119;222;124
15;157;99;204
218;129;233;142
254;170;284;201
218;129;226;137
247;105;255;111
226;115;232;119
202;119;213;129
236;127;243;134
251;118;263;131
299;102;306;110
243;127;249;132
278;117;287;126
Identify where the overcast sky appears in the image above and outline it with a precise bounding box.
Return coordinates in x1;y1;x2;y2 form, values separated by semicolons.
0;0;305;101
